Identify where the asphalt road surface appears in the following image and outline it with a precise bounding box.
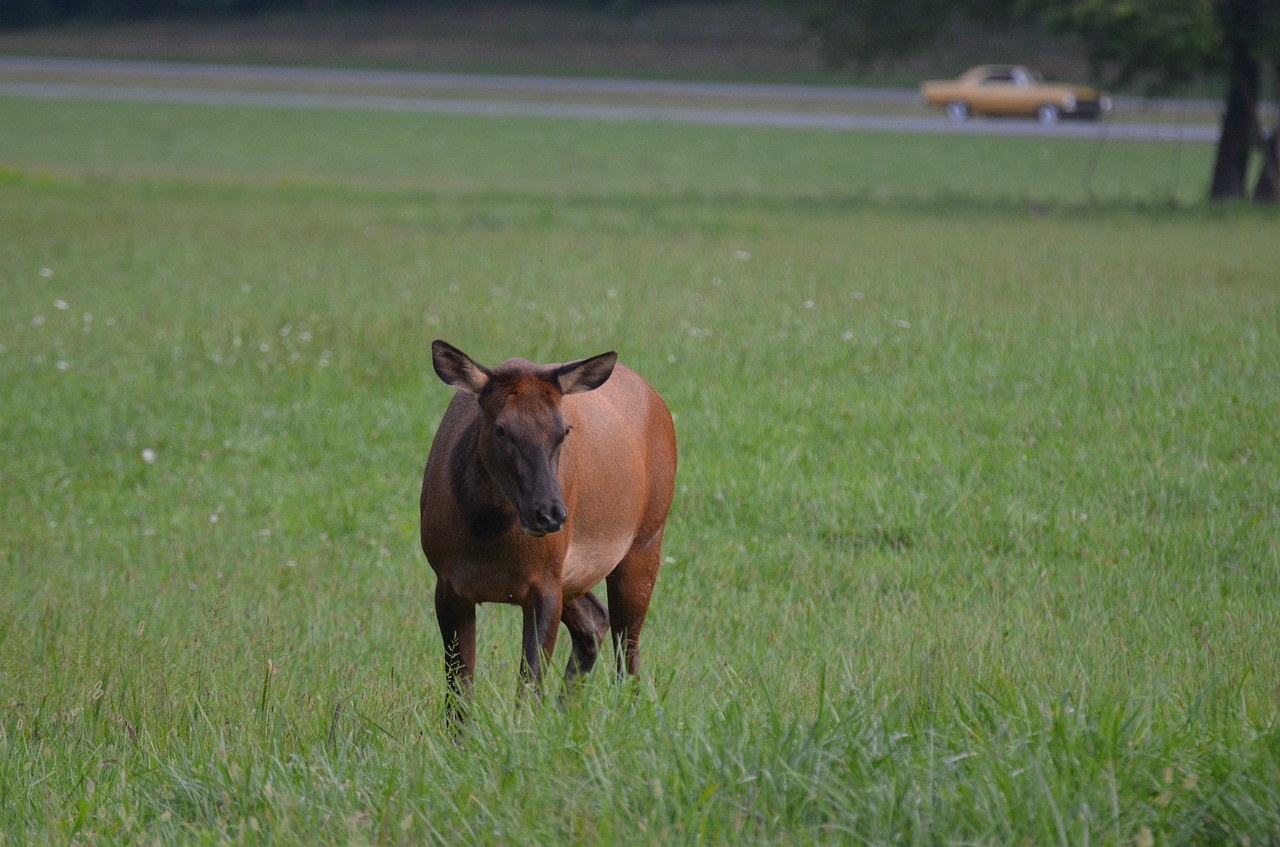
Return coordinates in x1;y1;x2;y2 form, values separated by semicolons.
0;56;1220;144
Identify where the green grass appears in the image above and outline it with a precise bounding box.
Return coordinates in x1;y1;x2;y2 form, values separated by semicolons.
0;97;1217;204
1;94;1278;845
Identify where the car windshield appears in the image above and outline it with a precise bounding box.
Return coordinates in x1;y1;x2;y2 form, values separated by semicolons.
978;67;1048;86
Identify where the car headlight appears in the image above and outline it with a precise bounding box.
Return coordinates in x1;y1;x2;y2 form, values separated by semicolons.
1062;93;1077;111
1099;95;1113;114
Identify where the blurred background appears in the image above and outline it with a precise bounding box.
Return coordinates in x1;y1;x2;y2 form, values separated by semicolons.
2;0;1277;202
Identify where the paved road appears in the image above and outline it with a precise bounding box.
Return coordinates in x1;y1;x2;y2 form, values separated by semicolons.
0;56;1221;144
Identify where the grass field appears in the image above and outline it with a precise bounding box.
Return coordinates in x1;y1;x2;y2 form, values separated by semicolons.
2;92;1279;845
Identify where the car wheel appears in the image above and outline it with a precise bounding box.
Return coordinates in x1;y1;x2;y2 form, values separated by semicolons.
945;102;970;123
1037;104;1061;125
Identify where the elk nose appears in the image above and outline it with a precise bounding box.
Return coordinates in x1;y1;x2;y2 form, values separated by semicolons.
530;501;567;535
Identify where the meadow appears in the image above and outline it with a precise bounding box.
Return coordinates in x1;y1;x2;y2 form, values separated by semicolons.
1;94;1278;844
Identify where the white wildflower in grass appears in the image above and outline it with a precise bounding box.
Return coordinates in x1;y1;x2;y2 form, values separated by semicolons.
40;268;53;278
259;342;271;353
896;319;912;329
606;289;618;299
851;291;865;300
209;514;219;524
240;284;251;294
56;360;70;371
842;331;855;341
804;300;815;309
734;250;752;260
141;448;157;464
32;315;45;327
54;300;69;311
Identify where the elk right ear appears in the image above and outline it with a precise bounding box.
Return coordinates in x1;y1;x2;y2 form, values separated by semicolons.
432;340;491;395
556;351;617;395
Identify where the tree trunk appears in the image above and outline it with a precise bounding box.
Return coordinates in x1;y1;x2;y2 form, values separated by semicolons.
1255;131;1280;202
1253;67;1280;203
1209;0;1262;200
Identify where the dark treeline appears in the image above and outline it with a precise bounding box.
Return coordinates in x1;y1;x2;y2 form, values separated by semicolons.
7;0;266;27
2;0;666;28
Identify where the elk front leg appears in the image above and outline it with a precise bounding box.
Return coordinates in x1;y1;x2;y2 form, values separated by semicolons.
520;590;563;697
435;581;476;725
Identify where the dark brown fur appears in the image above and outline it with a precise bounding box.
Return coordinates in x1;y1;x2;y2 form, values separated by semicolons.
420;341;676;716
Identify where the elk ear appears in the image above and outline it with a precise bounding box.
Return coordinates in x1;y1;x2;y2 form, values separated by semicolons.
555;351;617;395
432;340;491;395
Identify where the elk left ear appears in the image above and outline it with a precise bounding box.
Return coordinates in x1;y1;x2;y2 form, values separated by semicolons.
432;340;491;396
556;351;617;395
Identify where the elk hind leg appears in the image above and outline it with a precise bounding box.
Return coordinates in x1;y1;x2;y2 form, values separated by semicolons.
605;532;664;680
561;592;609;692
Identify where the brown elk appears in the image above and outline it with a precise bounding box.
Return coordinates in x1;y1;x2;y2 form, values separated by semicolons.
419;340;676;716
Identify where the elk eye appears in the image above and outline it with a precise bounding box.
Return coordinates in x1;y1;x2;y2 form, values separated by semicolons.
494;425;507;441
564;425;572;438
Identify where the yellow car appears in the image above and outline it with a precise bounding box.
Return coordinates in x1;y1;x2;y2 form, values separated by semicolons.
921;65;1112;124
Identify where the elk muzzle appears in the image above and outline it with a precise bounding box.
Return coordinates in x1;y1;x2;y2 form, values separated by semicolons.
522;497;568;536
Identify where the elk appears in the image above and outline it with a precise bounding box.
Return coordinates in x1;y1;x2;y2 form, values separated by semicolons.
419;340;676;716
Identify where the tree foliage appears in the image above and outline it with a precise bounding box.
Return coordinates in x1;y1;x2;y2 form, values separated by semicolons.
807;0;1020;70
1032;0;1220;87
807;0;956;70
